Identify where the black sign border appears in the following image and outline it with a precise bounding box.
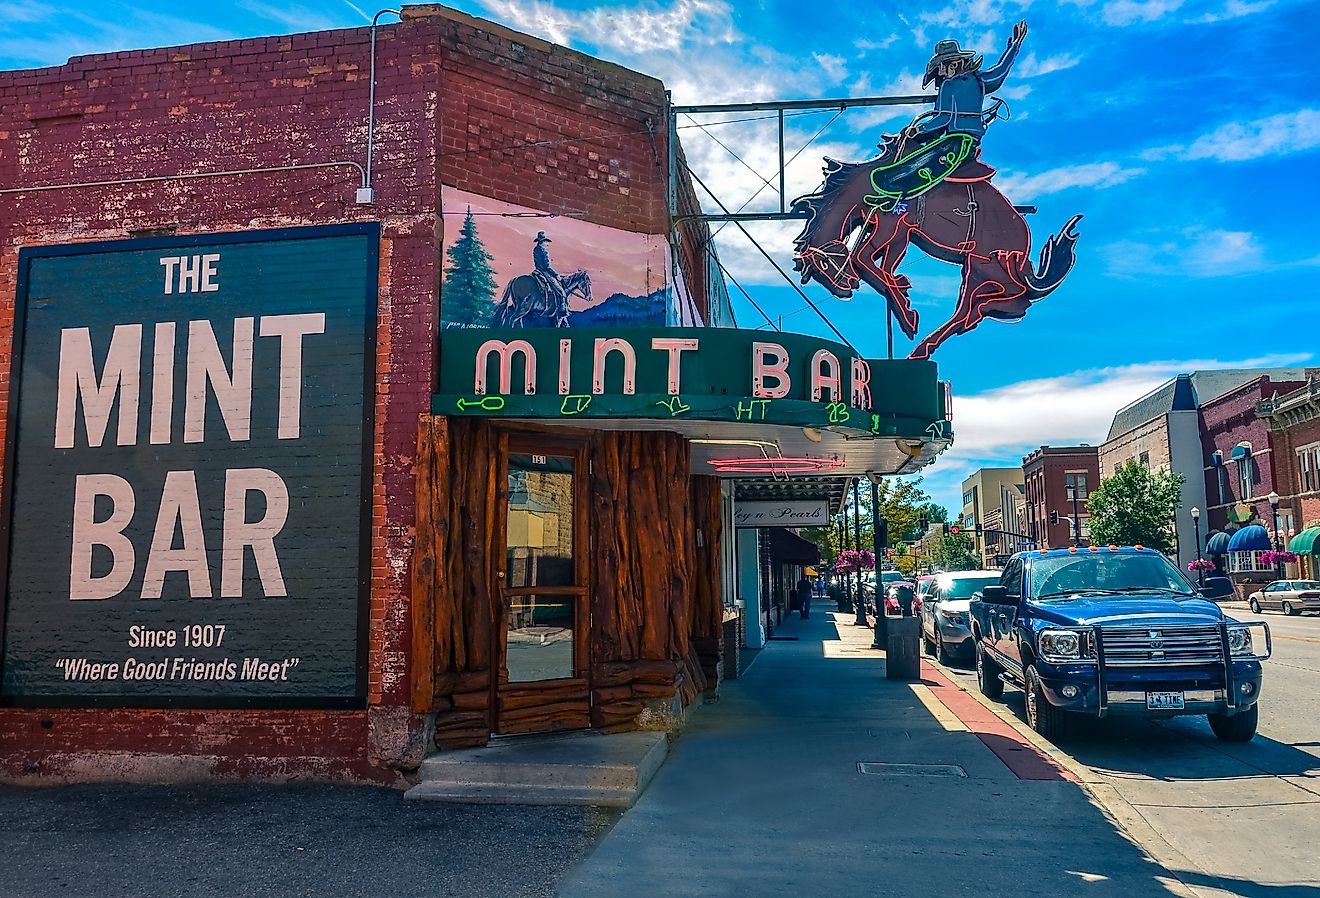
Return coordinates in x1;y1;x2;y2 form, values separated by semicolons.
0;223;380;710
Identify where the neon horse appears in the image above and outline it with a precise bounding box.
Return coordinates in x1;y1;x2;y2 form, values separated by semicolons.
790;130;1081;360
493;269;592;328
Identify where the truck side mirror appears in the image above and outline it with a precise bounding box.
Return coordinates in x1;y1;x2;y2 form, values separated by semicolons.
1199;576;1234;600
978;585;1014;605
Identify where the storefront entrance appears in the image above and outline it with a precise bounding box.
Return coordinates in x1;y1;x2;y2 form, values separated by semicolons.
493;435;592;735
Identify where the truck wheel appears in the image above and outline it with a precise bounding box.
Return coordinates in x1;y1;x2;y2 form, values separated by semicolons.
1282;601;1296;616
1025;665;1071;741
975;643;1004;700
1208;704;1258;742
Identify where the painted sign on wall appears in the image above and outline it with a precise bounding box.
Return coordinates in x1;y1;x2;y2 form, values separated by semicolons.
735;500;830;528
0;225;377;707
440;188;676;330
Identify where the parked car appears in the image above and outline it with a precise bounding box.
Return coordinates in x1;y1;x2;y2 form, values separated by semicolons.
920;570;1003;663
1248;580;1320;615
914;575;937;613
970;546;1271;742
884;581;916;617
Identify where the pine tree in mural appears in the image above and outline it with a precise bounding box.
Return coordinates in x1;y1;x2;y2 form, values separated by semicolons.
442;208;498;326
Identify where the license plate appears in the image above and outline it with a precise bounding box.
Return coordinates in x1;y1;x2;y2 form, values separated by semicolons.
1146;691;1185;710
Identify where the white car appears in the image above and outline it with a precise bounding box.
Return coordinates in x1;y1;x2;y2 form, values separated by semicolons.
1248;580;1320;616
920;570;1003;663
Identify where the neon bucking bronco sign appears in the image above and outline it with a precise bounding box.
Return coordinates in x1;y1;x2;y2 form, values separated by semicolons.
791;21;1082;360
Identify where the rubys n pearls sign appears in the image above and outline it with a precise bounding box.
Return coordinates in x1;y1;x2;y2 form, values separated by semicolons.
1;226;378;707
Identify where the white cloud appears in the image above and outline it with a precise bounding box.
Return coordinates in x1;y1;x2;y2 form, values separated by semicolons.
1177;109;1320;163
1194;0;1275;22
481;0;738;55
854;35;900;52
813;52;848;83
1013;51;1082;78
0;6;235;66
915;352;1313;511
995;161;1146;200
1095;0;1185;25
1101;226;1269;278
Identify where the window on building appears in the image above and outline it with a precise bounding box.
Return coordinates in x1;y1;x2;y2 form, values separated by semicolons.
1138;451;1150;469
1299;444;1320;493
962;490;975;507
1229;550;1271;573
1238;454;1256;499
1065;473;1089;501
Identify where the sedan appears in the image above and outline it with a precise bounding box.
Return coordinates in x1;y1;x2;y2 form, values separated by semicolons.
1249;580;1320;615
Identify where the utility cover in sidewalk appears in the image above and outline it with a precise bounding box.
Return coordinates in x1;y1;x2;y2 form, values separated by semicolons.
857;762;967;777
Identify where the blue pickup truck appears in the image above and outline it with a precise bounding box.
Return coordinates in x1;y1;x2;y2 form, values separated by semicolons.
969;546;1272;741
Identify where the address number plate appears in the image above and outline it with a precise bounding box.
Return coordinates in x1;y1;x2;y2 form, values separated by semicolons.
1146;691;1185;710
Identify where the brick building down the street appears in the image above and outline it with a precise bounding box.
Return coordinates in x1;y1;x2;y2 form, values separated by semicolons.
1022;445;1098;549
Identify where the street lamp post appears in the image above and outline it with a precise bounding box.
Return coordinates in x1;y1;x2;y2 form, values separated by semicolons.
835;517;850;614
853;479;868;627
1268;491;1283;580
1190;506;1203;585
1070;479;1083;546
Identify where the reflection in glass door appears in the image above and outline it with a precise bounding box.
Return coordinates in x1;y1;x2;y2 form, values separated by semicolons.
494;438;590;735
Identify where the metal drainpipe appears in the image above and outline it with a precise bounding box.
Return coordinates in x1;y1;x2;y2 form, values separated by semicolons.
362;8;404;203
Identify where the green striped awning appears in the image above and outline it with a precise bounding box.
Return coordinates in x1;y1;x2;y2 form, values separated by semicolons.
1288;526;1320;555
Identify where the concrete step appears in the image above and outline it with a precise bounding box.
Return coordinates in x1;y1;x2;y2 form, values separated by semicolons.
405;730;668;807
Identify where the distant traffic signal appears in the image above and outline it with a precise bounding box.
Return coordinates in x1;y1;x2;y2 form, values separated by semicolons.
1050;510;1059;526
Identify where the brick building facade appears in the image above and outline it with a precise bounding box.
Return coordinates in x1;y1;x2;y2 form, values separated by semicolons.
1258;377;1320;577
0;6;715;784
1022;445;1099;549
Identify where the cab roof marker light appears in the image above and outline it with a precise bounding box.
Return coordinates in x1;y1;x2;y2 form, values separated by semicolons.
1109;545;1118;551
1069;546;1078;553
1135;544;1145;550
1089;545;1099;552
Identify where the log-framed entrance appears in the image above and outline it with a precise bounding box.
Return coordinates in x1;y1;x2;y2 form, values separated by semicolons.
492;434;592;735
412;417;725;749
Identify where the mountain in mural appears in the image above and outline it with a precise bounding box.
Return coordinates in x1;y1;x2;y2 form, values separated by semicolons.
569;290;668;327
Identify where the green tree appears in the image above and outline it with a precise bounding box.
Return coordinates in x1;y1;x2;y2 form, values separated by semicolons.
441;208;498;326
926;531;979;571
1087;461;1185;554
800;478;949;568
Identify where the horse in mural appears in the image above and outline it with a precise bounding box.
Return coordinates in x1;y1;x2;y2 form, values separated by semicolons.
791;131;1081;360
493;269;593;328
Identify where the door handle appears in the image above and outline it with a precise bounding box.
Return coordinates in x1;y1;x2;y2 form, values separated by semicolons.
497;571;506;580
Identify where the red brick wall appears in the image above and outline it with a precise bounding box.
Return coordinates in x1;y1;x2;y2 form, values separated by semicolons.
0;17;443;785
0;6;700;784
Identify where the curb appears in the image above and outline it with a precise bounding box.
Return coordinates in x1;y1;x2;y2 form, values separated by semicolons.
922;656;1211;898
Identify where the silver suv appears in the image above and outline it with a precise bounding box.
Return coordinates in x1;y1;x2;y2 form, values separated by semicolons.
921;570;1003;663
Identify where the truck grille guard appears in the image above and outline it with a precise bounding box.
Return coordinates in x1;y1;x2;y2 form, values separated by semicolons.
1036;620;1272;718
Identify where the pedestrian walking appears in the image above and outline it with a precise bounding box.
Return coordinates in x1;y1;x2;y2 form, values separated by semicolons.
797;576;813;620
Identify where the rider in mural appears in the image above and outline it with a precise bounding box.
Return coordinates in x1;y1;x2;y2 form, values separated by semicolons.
531;231;567;309
914;21;1026;146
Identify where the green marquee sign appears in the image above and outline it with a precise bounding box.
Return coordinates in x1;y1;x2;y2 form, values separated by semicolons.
435;327;950;441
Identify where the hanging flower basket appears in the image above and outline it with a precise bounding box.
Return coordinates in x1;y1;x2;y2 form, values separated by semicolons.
1260;550;1298;567
1187;558;1216;572
834;549;876;574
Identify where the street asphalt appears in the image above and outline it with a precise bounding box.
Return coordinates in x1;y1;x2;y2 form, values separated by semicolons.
0;782;619;898
936;607;1320;898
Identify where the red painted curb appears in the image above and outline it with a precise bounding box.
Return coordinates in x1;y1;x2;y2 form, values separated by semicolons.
920;660;1076;782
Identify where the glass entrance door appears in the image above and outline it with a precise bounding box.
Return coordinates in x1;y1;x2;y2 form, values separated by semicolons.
493;436;590;734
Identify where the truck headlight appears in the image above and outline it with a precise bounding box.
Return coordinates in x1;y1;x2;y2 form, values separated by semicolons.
1228;626;1254;656
1038;629;1081;661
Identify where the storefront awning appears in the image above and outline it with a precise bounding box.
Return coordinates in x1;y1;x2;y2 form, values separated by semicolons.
1227;524;1272;552
765;528;821;565
1288;526;1320;555
1205;530;1231;554
434;327;953;478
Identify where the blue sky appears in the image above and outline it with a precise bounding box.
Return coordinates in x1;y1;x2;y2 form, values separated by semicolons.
2;0;1317;514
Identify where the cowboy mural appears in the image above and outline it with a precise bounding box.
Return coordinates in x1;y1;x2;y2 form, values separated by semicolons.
493;231;593;328
791;20;1082;359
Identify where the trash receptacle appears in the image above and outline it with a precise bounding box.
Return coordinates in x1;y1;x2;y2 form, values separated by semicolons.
885;615;922;680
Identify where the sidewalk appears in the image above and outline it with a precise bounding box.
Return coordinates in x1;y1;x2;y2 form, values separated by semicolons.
558;605;1185;898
